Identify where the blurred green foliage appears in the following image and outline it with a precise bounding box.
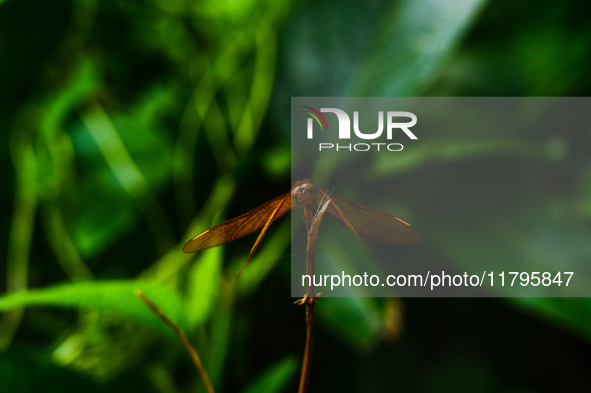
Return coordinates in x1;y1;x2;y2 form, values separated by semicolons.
1;0;591;392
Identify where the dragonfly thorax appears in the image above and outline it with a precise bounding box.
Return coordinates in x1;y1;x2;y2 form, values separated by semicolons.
291;182;317;207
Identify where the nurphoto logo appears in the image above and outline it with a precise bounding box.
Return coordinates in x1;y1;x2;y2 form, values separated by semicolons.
303;106;418;152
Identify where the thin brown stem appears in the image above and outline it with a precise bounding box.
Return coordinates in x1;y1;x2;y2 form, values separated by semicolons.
298;299;316;393
135;290;216;393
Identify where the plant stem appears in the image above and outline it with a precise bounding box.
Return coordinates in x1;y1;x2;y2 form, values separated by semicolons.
135;290;216;393
298;300;315;393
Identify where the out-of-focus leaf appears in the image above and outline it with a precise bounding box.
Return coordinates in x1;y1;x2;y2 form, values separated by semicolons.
414;153;591;335
348;0;488;96
418;353;495;393
68;183;137;258
278;0;487;97
41;59;99;135
206;281;233;391
0;345;104;393
261;144;291;180
421;197;591;296
109;85;177;189
0;280;186;333
317;297;382;351
240;356;299;393
69;85;177;257
438;3;591;96
511;297;591;344
186;247;222;328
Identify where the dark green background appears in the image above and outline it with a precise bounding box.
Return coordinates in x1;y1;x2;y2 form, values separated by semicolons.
1;0;591;392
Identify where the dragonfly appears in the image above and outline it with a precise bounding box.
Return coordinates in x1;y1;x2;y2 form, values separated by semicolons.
183;179;422;276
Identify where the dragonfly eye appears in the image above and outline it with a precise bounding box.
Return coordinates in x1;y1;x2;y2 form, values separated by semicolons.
291;183;317;207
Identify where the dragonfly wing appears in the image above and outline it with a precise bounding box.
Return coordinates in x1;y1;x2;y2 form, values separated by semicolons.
325;193;422;246
183;193;292;253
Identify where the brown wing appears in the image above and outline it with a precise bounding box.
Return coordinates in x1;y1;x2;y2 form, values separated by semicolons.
183;193;292;253
324;192;422;246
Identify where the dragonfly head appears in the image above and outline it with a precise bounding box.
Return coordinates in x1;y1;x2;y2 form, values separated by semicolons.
291;182;317;207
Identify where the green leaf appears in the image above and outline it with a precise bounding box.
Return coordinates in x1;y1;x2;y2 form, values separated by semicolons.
415;152;591;337
510;297;591;344
0;280;186;333
279;0;487;97
186;247;223;328
240;356;299;393
348;0;488;96
317;297;382;351
69;84;178;257
0;344;104;393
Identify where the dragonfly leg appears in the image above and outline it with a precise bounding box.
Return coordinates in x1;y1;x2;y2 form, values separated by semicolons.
293;293;321;306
